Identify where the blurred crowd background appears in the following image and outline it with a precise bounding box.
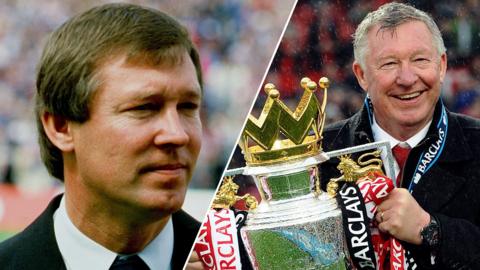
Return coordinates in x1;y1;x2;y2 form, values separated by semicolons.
261;0;480;123
229;0;480;204
0;0;294;237
0;0;294;191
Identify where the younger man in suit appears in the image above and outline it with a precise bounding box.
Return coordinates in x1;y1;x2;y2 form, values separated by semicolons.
0;3;203;269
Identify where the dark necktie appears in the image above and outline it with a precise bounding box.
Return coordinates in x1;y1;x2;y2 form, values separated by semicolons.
109;255;150;270
392;144;411;187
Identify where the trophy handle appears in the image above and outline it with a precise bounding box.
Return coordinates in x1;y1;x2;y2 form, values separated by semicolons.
318;77;329;136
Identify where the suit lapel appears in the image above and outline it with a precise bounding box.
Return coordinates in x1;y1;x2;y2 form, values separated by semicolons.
411;112;472;212
14;194;66;270
171;210;200;270
5;195;201;270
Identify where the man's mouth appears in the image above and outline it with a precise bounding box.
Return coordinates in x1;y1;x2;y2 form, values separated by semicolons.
140;163;187;174
395;90;423;100
157;164;186;170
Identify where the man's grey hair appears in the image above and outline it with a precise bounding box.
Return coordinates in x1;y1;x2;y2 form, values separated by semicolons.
353;2;446;68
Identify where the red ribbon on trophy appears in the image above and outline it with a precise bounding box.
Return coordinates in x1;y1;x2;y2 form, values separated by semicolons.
194;208;243;270
357;172;405;270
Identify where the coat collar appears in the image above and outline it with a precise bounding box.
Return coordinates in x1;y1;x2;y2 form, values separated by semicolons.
346;99;473;211
3;194;199;270
348;99;473;164
171;210;200;270
9;194;66;270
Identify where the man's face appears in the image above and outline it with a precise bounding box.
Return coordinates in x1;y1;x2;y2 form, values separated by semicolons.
353;21;447;139
70;52;202;216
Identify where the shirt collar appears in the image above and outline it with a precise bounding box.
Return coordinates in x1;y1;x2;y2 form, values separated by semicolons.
53;195;173;270
141;214;173;270
371;115;431;149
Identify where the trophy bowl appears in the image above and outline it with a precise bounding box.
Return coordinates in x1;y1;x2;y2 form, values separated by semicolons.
240;162;347;270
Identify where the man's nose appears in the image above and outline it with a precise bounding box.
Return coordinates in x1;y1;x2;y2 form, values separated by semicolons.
153;108;189;147
396;63;418;87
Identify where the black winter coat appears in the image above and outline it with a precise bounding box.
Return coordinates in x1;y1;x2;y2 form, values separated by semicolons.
320;101;480;269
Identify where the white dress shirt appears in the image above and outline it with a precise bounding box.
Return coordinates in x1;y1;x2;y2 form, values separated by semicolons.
53;196;173;270
371;116;431;178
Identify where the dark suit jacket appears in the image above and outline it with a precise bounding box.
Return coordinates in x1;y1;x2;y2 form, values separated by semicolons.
0;194;200;270
321;101;480;269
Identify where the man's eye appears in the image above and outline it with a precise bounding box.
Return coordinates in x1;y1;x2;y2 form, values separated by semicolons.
179;102;199;110
133;103;158;111
178;102;200;116
381;61;396;68
414;58;430;63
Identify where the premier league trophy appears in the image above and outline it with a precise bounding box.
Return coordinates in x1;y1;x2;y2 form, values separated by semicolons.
234;77;347;270
195;77;398;270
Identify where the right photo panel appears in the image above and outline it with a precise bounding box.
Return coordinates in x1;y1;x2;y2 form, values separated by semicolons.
192;0;480;269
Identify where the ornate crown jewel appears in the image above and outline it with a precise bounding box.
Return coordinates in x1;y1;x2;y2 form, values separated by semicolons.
239;77;329;166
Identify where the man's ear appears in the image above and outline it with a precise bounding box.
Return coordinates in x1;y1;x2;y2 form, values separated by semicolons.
439;53;447;84
41;112;74;152
352;61;369;91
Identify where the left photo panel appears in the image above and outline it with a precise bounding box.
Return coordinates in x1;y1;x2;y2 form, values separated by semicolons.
0;1;296;269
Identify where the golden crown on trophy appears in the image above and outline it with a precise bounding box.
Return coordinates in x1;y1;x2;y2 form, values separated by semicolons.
239;77;329;166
